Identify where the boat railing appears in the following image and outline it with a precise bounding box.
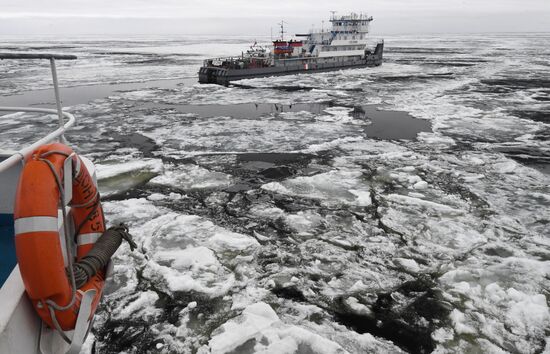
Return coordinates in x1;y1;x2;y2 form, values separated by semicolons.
0;53;77;174
204;55;271;69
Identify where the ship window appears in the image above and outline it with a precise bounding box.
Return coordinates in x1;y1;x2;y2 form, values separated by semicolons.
344;36;347;40
352;35;356;39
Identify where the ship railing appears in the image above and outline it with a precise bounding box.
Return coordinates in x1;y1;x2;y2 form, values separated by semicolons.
0;53;77;174
205;56;267;63
205;56;270;69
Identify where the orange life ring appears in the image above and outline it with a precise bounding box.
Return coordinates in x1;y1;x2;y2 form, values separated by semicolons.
14;142;106;331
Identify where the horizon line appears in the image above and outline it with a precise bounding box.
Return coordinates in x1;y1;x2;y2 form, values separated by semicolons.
0;31;549;38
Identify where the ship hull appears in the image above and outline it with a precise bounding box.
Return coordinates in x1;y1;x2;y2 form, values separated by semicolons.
199;43;383;86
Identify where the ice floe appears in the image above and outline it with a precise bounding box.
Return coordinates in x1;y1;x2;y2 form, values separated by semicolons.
150;163;232;190
262;169;372;207
203;302;347;354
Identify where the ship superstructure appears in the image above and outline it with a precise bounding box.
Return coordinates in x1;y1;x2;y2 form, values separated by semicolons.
199;12;384;85
299;13;374;58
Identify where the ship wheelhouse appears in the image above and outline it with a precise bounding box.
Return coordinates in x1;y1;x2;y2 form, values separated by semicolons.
314;12;373;58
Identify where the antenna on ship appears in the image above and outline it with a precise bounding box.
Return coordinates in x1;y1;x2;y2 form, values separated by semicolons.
278;20;287;40
330;11;337;20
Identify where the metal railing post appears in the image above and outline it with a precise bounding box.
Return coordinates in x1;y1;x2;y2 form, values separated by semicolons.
49;58;65;141
0;52;77;169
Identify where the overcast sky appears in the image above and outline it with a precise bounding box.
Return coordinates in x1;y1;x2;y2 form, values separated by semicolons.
1;0;549;36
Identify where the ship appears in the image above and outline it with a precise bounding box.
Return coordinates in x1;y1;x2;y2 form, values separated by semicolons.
199;12;384;85
0;53;132;354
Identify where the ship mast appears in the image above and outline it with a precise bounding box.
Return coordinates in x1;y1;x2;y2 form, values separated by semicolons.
278;20;287;41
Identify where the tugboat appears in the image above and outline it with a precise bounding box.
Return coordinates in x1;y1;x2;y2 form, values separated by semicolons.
0;53;133;354
199;12;384;85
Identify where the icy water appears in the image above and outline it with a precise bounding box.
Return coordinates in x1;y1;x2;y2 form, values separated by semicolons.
1;34;549;354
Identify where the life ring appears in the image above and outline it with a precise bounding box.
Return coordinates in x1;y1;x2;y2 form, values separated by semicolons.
14;142;106;331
